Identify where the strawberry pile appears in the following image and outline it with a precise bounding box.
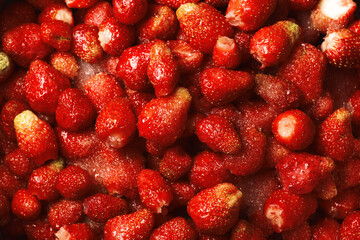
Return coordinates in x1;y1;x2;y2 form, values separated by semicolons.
1;0;360;239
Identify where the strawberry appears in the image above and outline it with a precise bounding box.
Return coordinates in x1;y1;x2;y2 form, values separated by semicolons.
250;20;302;68
339;211;360;239
50;51;79;79
40;20;72;51
125;88;154;116
159;145;192;181
65;0;98;8
84;1;113;27
25;59;71;114
55;223;95;240
5;148;35;179
11;189;41;220
225;0;277;32
0;52;14;83
212;36;241;69
2;23;53;68
0;100;29;141
200;67;253;105
48;199;83;229
314;175;338;200
147;40;179;97
337;158;360;188
230;220;266;240
1;69;28;103
277;43;327;104
72;24;103;63
138;87;191;147
38;3;74;26
0;165;24;198
187;183;242;235
95;98;137;149
104;208;154;240
83;193;127;222
310;0;356;33
113;0;148;25
14;110;59;166
150;217;197;240
176;3;234;54
346;90;360;125
321;29;360;69
315;108;354;161
306;91;334;122
98;17;135;56
169;181;197;209
276;153;335;194
312;218;340;240
282;222;311;240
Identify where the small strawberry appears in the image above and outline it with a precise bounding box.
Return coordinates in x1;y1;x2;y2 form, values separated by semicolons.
306;91;334;122
113;0;148;25
225;0;277;32
150;217;197;240
104;208;154;240
339;211;360;239
159;145;192;181
176;3;234;54
65;0;98;8
310;0;356;33
5;148;35;179
315;108;354;161
0;165;24;198
55;223;95;240
2;23;53;67
50;51;79;79
14;110;59;166
321;29;360;69
200;67;253;105
83;193;127;222
11;189;41;220
312;218;340;240
250;20;302;68
212;36;241;69
125;88;154;116
95;98;137;149
314;175;338;200
40;20;72;51
1;69;28;103
38;3;74;26
169;181;197;209
187;183;242;235
48;199;83;229
147;40;179;97
84;1;113;27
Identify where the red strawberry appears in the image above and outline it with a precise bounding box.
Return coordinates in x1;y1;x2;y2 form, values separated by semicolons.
98;17;135;56
250;20;302;68
159;145;192;181
25;59;71;114
176;3;234;54
282;222;311;240
5;148;35;179
212;36;241;69
72;24;103;63
277;43;327;104
14;110;59;166
339;211;360;239
50;51;79;79
200;67;253;105
104;208;154;240
310;0;356;33
95;98;137;149
84;1;113;27
0;100;29;141
315;108;354;161
38;3;74;26
321;29;360;69
11;189;41;220
113;0;148;25
188;183;242;235
2;23;53;67
83;193;127;222
147;40;179;97
230;220;266;240
65;0;98;8
276;153;335;194
48;199;83;229
169;181;197;209
306;91;334;122
337;158;360;188
312;218;340;240
150;217;197;240
314;175;338;200
0;165;25;198
125;88;155;116
1;69;28;103
138;87;191;147
40;20;72;51
225;0;277;32
347;90;360;125
24;218;56;240
55;223;94;240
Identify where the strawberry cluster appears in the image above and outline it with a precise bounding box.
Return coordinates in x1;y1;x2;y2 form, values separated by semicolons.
1;0;360;239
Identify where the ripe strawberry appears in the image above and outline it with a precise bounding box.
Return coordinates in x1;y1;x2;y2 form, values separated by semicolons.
159;145;192;181
113;0;148;25
277;153;335;194
72;24;103;63
40;20;72;51
65;0;98;8
11;189;41;220
212;36;241;69
264;189;317;233
314;175;338;200
225;0;277;32
2;23;53;67
281;222;311;240
50;52;79;80
189;151;229;189
84;73;125;112
84;2;113;27
321;29;360;69
147;40;179;97
56;88;96;132
1;69;28;103
83;193;127;222
150;217;197;240
188;183;242;235
125;88;154;116
48;199;83;229
0;52;14;83
166;40;204;73
230;220;266;240
55;223;95;240
310;0;356;33
346;90;360;125
315;108;354;161
337;158;360;188
250;20;302;68
0;165;25;198
5;148;35;179
98;17;135;56
104;208;154;240
137;169;173;213
14;110;59;166
38;3;74;26
138;87;191;147
0;100;29;141
306;91;334;122
176;3;234;54
277;43;326;104
339;211;360;239
28;159;63;201
200;67;253;105
95;98;137;149
25;59;71;114
312;218;340;240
